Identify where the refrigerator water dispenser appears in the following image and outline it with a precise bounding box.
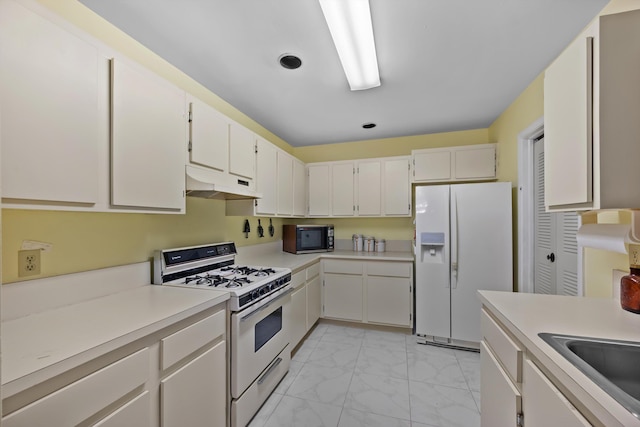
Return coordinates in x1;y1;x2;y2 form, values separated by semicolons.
420;232;445;263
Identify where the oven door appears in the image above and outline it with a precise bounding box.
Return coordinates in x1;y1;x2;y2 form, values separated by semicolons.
230;286;292;398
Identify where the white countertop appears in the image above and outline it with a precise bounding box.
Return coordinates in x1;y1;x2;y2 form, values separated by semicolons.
2;243;413;400
479;290;640;427
3;285;229;398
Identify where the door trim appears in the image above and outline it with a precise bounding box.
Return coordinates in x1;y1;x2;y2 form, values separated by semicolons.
517;116;544;293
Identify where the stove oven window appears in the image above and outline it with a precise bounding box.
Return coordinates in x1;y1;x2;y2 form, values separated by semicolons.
255;307;283;352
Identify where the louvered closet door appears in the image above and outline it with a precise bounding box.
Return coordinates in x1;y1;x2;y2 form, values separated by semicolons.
534;138;580;295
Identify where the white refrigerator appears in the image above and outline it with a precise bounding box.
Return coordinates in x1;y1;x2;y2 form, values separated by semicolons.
415;182;513;346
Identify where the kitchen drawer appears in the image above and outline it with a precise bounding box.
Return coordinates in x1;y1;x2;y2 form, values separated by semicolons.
161;309;225;370
231;345;291;427
291;270;306;289
323;259;363;275
366;261;411;278
480;341;521;427
93;391;150;427
306;262;320;280
3;348;149;427
481;308;522;383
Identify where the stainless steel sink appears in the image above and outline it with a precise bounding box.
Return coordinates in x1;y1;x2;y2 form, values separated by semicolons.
539;333;640;419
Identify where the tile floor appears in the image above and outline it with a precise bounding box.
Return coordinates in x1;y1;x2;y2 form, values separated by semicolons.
248;321;481;427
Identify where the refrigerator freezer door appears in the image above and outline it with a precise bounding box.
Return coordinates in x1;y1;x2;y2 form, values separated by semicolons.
450;182;513;343
415;185;451;339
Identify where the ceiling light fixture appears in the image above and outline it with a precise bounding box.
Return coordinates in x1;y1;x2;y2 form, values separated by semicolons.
319;0;380;91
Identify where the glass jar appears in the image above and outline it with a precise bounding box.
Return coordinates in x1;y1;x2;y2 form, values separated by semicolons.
621;244;640;313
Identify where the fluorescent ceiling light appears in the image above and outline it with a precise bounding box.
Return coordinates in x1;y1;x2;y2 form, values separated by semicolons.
319;0;380;91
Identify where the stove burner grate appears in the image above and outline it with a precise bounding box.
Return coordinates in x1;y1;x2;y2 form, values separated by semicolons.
226;276;252;288
184;273;229;287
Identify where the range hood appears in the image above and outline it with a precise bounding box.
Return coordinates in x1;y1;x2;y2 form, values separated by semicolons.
186;166;262;200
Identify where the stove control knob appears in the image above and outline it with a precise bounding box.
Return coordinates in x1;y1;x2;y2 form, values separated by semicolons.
251;290;259;300
259;287;267;295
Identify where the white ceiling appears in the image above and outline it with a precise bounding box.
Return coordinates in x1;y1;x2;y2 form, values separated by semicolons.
79;0;607;147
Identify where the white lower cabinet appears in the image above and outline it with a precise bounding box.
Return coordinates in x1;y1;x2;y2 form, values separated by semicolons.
321;259;413;328
2;305;226;427
323;273;364;321
523;358;591;427
306;273;322;328
2;348;150;427
161;341;226;427
93;391;151;427
481;306;592;427
480;341;521;427
367;276;412;327
290;275;308;348
290;261;321;349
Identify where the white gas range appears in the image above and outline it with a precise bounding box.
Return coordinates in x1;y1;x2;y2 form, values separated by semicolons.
154;242;292;427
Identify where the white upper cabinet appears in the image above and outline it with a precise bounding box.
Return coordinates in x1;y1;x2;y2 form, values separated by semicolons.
277;151;294;216
413;149;451;182
292;158;307;216
544;25;593;209
308;164;331;216
0;0;100;204
307;156;411;218
544;9;640;211
412;144;496;183
332;162;356;216
110;58;186;210
357;160;382;216
383;157;411;216
188;97;229;173
226;138;306;218
255;137;277;215
229;122;256;185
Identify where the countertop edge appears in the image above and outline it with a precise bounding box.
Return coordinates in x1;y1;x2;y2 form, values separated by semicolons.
478;290;638;427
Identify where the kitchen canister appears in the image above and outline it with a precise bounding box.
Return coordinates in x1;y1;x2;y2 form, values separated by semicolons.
352;234;363;252
363;236;375;252
375;239;386;252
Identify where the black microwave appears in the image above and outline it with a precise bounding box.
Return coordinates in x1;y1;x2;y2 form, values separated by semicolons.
283;224;334;254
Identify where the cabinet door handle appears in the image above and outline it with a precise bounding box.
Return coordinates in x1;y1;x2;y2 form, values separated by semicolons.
546;253;556;263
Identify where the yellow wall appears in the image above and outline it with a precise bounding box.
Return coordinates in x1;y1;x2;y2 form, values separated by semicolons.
3;199;286;283
284;217;414;241
488;74;544;185
293;129;489;163
584;248;628;297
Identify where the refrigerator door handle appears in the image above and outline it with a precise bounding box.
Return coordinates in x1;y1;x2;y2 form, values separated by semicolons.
451;190;459;289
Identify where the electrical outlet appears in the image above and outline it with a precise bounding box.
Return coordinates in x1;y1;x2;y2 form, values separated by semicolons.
18;249;41;277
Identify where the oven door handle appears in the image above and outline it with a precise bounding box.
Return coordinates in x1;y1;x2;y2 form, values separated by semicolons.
257;357;283;385
240;287;294;322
